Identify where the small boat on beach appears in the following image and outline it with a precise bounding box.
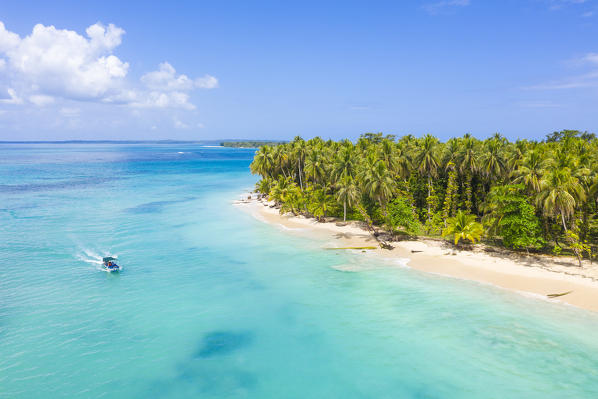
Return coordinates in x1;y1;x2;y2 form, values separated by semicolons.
102;256;121;272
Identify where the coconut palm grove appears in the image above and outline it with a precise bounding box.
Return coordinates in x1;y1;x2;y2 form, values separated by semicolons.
250;130;598;263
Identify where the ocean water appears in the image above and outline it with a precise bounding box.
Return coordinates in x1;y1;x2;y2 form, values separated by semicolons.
1;144;598;399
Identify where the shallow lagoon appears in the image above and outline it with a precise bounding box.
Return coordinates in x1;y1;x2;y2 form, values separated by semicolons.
1;144;598;398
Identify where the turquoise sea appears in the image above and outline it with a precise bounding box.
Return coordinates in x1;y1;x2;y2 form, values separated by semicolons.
1;144;598;398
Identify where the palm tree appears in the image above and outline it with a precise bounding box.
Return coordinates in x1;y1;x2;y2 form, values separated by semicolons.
360;160;396;217
442;138;461;169
292;137;307;189
332;146;356;182
311;189;333;221
269;177;295;205
379;139;400;176
272;145;289;178
255;177;273;198
250;145;274;178
394;142;412;180
480;139;506;181
537;168;585;232
335;176;359;222
415;134;439;221
442;211;484;245
304;149;326;185
457;135;479;212
512;149;547;194
507;139;529;172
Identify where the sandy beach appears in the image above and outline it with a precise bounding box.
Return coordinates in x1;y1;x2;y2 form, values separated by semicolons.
235;196;598;313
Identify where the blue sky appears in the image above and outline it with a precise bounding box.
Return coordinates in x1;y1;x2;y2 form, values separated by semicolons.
0;0;597;141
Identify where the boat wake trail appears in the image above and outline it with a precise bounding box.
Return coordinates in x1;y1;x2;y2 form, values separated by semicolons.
75;247;116;270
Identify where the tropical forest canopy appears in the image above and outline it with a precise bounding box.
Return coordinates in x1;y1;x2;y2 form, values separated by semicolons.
250;131;598;264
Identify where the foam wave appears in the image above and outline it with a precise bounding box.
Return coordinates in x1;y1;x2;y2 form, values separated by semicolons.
75;247;117;270
277;224;305;231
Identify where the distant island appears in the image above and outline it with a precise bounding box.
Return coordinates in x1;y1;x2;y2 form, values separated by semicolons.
221;140;286;148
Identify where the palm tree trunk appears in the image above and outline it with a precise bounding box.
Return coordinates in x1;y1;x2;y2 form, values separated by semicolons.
562;211;582;266
427;176;432;222
298;163;303;190
465;177;473;212
343;200;347;222
560;211;568;232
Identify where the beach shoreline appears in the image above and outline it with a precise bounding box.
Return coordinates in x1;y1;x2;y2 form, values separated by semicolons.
234;195;598;313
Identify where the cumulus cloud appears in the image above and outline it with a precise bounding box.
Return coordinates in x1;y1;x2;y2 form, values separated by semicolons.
140;62;218;91
195;75;219;89
0;21;128;101
0;21;217;110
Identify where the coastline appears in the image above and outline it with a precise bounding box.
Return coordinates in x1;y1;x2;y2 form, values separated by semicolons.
235;195;598;313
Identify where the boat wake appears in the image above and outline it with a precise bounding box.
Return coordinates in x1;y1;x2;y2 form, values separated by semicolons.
75;247;117;271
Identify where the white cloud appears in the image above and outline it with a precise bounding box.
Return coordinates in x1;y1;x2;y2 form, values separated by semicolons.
424;0;470;14
527;52;598;90
0;88;23;104
0;21;217;111
116;89;195;110
141;62;218;92
0;22;19;51
174;118;189;129
141;62;194;91
195;75;218;89
0;22;128;100
29;94;54;106
581;53;598;64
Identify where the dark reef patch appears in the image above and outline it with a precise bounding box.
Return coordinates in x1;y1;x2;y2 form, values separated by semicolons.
124;197;196;214
195;330;253;358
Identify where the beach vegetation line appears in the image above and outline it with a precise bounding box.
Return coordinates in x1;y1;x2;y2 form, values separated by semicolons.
250;131;597;264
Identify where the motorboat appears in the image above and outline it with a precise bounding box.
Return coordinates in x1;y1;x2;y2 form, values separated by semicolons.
102;256;121;272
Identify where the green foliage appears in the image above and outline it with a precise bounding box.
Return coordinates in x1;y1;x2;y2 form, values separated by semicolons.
249;130;598;254
499;201;544;251
442;211;484;245
424;212;444;236
566;229;592;266
552;245;562;256
308;188;335;221
386;198;422;235
442;164;458;223
483;185;545;250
